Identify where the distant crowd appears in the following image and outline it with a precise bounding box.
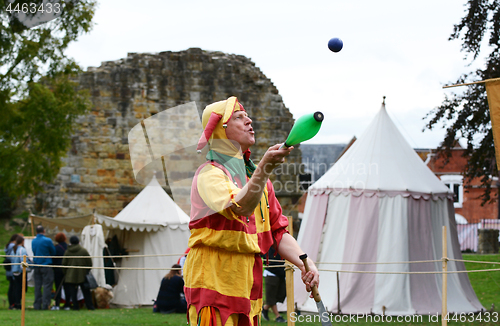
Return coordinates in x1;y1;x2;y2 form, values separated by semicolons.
4;226;95;311
4;225;188;313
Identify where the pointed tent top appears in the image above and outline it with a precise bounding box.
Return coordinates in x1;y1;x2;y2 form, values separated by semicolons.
115;176;190;225
96;176;190;231
311;103;451;194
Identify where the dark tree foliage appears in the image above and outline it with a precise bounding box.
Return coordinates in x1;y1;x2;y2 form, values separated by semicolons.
0;0;96;201
425;0;500;203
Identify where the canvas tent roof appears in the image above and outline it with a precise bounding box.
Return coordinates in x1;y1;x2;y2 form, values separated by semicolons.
30;178;190;234
30;213;95;234
96;177;190;232
311;104;451;195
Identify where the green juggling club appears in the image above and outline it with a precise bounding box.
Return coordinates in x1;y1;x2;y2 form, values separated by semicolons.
280;111;324;149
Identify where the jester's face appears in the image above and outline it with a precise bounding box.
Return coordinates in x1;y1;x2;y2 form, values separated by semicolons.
224;110;255;152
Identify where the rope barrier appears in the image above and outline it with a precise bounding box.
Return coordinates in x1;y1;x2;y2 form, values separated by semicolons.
1;262;185;271
2;255;498;274
4;262;497;274
39;264;183;271
3;255;494;265
1;262;289;270
450;258;500;265
316;259;444;265
1;253;187;259
316;267;500;274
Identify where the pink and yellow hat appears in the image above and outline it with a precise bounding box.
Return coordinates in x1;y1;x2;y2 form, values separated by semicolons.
196;96;245;155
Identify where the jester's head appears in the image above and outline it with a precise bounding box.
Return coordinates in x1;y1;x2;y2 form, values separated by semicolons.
196;96;254;157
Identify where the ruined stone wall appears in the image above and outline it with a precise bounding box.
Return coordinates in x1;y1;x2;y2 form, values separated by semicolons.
29;48;302;220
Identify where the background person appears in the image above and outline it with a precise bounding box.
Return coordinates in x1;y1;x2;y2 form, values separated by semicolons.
11;235;29;310
262;246;287;323
177;248;190;275
62;235;94;311
154;264;187;313
51;232;71;310
5;233;19;310
31;225;56;310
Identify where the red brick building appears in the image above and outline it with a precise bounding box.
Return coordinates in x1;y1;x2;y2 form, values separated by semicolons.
425;146;498;224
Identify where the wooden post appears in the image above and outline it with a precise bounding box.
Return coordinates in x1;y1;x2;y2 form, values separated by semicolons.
441;226;448;326
21;255;27;326
286;216;295;326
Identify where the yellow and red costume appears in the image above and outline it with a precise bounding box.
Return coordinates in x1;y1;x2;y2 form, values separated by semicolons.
184;97;289;326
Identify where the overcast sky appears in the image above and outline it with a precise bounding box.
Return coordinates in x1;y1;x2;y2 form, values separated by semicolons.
66;0;483;149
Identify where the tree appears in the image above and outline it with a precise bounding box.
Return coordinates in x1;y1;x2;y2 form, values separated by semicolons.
0;0;96;203
425;0;500;203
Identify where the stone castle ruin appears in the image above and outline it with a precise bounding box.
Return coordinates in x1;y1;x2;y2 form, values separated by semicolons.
28;48;302;220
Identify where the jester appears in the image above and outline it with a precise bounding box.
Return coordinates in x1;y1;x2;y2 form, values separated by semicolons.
183;96;319;326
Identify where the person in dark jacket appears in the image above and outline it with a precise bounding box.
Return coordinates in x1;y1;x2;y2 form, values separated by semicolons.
51;232;71;310
62;236;94;310
155;264;186;313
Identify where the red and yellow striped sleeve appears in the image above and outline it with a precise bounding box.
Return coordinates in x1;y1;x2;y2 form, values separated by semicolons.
197;164;240;220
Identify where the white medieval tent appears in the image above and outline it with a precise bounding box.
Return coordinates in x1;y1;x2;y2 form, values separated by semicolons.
294;102;484;315
96;176;190;307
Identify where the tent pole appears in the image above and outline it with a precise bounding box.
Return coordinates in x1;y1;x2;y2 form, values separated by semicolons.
441;226;448;326
285;216;295;326
29;213;34;237
337;271;341;314
161;156;168;187
442;77;500;89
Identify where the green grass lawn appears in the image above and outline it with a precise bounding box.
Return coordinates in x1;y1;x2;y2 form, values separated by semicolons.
462;254;500;312
1;216;499;325
0;307;186;326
